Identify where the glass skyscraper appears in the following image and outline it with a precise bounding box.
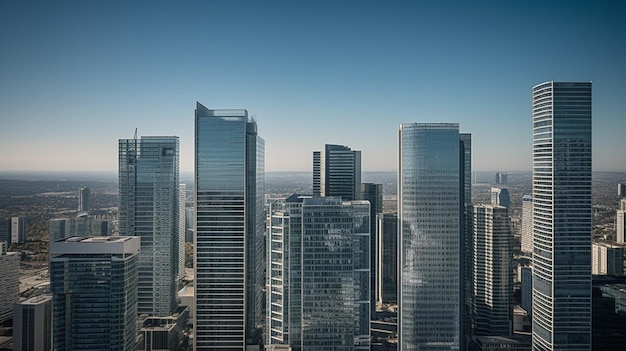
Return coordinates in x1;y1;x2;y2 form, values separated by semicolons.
266;195;370;351
398;123;470;351
313;144;362;201
194;103;265;350
531;81;592;351
119;135;179;317
50;236;139;351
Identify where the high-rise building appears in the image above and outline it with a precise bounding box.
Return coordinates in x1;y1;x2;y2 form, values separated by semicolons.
398;123;470;350
591;242;624;275
617;198;626;244
361;182;382;310
119;135;179;317
178;183;187;281
194;103;265;350
490;187;511;208
13;295;52;351
521;195;533;255
472;204;512;336
520;266;533;315
618;183;626;197
266;195;370;351
532;81;592;350
377;213;398;305
313;144;361;201
78;186;90;213
50;236;139;351
11;216;26;244
0;242;19;323
0;218;11;244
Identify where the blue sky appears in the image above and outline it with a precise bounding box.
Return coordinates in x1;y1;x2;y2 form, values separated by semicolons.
1;1;624;172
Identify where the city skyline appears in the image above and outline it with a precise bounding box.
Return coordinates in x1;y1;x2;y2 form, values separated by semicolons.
1;1;625;173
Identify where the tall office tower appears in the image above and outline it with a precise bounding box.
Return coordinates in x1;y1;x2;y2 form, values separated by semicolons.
501;172;508;184
312;144;362;200
267;195;370;350
377;213;398;305
490;187;511;208
591;242;624;275
532;81;592;351
472;204;512;336
459;132;473;348
398;123;470;350
13;295;52;351
0;218;11;244
618;183;626;197
520;266;533;315
119;135;179;317
195;103;265;350
178;183;186;281
362;182;383;310
495;172;501;184
50;236;139;351
521;195;533;255
78;186;90;213
11;216;26;243
617;198;626;244
0;242;19;323
49;218;71;241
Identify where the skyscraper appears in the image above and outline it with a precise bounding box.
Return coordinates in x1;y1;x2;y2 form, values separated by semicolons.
377;212;398;305
398;123;470;350
11;216;26;243
490;187;511;208
50;236;139;351
361;182;383;310
591;242;624;275
521;195;533;255
0;242;19;323
194;103;265;350
313;144;362;201
0;218;10;244
472;204;512;336
266;195;370;350
616;198;626;244
119;135;179;317
532;81;592;350
178;183;187;281
13;295;52;351
78;186;90;213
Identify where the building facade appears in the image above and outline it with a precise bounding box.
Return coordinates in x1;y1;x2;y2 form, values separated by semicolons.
472;204;512;336
50;236;139;351
361;182;383;310
0;242;19;323
13;295;52;351
617;198;626;244
398;123;470;350
266;195;370;351
178;183;187;281
532;81;592;350
591;242;624;275
78;186;90;213
490;188;510;208
377;213;398;306
119;135;179;317
11;216;26;244
194;103;265;350
521;195;533;255
313;144;361;201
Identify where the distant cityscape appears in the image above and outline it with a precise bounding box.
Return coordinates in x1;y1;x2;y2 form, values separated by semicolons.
1;82;626;351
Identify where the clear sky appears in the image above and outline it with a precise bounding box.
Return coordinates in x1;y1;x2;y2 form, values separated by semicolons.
1;0;624;173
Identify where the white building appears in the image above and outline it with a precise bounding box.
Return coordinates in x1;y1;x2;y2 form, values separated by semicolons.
592;242;624;275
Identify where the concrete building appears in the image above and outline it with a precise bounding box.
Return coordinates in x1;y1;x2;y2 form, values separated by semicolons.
592;242;624;275
0;242;20;323
472;204;512;336
398;123;471;350
50;236;139;351
520;195;533;255
532;81;592;350
11;216;26;244
119;135;179;317
13;295;52;351
194;103;265;350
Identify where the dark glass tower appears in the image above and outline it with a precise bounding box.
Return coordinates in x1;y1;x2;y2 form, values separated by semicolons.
119;135;179;317
313;144;361;201
194;103;265;350
531;81;592;351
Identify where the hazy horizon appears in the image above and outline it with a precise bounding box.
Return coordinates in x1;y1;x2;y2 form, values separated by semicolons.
1;1;625;173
